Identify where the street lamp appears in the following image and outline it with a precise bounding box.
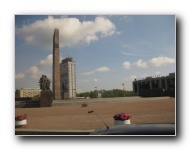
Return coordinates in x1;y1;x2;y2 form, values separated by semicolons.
95;87;97;98
122;83;125;90
122;83;125;97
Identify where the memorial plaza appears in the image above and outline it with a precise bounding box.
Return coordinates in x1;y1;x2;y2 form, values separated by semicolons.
15;96;175;135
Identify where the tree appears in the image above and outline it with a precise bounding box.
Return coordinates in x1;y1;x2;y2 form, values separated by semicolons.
76;89;138;98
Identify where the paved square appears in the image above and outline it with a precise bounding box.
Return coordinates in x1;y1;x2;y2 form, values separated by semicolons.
15;97;175;131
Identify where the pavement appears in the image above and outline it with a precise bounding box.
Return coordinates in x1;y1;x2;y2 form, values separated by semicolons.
52;96;169;106
15;96;175;135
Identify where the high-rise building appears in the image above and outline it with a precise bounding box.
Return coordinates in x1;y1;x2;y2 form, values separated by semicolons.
60;57;76;99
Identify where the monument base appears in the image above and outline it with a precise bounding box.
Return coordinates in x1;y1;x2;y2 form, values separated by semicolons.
40;91;53;107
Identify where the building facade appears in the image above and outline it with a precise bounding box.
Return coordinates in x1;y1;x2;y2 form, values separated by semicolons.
60;57;76;99
132;73;175;93
15;88;41;98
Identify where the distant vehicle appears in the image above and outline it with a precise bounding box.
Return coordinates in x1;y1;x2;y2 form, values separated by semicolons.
90;124;175;135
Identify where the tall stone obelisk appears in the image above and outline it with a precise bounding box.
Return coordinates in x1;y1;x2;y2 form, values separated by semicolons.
53;29;61;100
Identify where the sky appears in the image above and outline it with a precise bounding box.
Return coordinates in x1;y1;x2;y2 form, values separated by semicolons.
15;15;176;93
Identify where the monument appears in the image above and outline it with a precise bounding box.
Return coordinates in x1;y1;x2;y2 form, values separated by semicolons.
39;75;51;91
52;29;61;100
39;75;53;107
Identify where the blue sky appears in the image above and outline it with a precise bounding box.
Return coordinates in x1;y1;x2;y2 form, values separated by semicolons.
15;15;175;92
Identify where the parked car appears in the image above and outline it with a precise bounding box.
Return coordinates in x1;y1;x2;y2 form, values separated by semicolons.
90;124;175;135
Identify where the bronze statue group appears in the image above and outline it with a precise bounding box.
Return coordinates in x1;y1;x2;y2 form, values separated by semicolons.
39;75;51;91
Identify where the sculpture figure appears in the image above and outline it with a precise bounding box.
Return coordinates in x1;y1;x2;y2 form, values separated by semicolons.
39;75;51;91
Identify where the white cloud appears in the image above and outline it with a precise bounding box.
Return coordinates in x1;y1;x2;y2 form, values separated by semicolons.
116;31;122;35
120;51;147;57
129;75;137;81
155;71;160;75
120;51;135;56
122;61;131;69
140;73;150;78
124;75;137;82
16;16;116;50
15;72;25;79
92;78;99;82
39;54;53;67
25;66;42;79
148;57;175;67
15;54;53;79
119;16;133;22
123;56;175;69
133;59;149;68
82;66;109;76
96;67;109;72
82;71;94;76
79;78;99;83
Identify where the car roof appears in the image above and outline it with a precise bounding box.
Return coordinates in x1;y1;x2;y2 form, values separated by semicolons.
90;124;175;135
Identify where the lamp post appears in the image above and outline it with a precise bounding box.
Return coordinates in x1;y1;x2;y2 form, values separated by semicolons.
95;87;97;98
122;83;125;97
122;83;125;90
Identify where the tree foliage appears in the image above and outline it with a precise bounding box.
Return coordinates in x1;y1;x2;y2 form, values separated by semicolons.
76;89;138;98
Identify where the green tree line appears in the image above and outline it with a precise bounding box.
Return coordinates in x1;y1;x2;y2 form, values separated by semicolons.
76;89;138;98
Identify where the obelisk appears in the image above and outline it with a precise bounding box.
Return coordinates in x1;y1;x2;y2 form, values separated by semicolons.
52;29;61;100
